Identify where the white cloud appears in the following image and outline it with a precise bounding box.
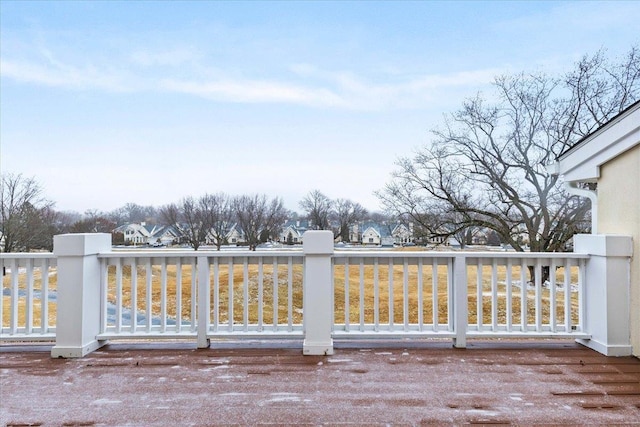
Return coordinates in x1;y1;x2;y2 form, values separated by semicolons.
160;78;350;108
129;47;202;67
160;65;500;111
0;58;132;92
1;41;500;111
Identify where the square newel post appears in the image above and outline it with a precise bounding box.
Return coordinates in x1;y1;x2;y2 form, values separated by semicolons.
51;233;112;358
302;230;334;356
574;234;633;356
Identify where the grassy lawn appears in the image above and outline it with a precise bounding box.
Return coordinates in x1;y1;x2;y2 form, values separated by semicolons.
1;268;58;329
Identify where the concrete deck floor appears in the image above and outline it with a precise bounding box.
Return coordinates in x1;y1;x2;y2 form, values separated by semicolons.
1;340;639;426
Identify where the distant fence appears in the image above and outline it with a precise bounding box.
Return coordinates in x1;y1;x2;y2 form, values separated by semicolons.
1;232;633;357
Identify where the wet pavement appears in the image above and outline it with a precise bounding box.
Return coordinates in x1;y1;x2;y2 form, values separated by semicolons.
1;339;639;426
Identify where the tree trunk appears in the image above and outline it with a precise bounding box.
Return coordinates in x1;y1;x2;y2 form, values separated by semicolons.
527;265;550;284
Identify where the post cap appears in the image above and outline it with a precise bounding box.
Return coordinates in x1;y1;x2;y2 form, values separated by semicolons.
573;234;633;257
53;233;112;256
303;230;334;255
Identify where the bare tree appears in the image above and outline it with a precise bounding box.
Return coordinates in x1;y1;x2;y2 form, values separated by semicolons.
264;197;290;242
378;47;639;279
182;197;207;250
333;198;367;242
158;202;185;245
1;173;55;253
159;203;180;227
159;197;213;250
561;46;640;136
367;211;392;224
200;193;234;251
234;194;288;250
177;196;218;251
70;210;116;233
54;210;83;234
299;190;333;230
110;203;158;226
405;207;480;248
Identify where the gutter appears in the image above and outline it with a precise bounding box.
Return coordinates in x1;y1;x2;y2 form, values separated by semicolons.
565;181;598;235
547;162;597;234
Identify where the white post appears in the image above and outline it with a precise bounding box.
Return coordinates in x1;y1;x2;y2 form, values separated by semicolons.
574;234;633;356
197;256;211;348
51;233;111;358
303;230;334;356
452;255;468;348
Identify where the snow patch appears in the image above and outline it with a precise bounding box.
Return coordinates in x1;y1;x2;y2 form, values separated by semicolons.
258;393;312;406
92;398;122;405
465;409;499;417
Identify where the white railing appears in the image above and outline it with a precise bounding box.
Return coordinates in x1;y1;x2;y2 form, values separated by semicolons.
1;253;58;340
196;253;305;345
331;252;588;342
332;253;456;338
463;253;587;338
98;253;198;339
0;247;587;344
1;232;632;357
96;252;304;342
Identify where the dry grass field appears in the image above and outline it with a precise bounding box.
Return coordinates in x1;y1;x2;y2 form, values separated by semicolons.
1;268;58;328
2;255;580;330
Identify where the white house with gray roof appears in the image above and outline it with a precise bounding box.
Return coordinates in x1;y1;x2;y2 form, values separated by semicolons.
114;222;179;246
280;219;314;244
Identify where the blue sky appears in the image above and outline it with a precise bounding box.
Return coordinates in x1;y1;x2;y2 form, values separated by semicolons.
1;1;638;214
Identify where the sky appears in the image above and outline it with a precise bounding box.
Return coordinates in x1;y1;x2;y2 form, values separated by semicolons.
1;1;638;215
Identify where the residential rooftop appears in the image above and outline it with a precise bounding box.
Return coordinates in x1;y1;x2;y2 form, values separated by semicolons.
2;339;639;426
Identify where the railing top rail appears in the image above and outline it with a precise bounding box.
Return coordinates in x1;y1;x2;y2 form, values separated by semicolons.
462;251;590;259
333;251;457;259
98;250;305;259
332;250;590;259
0;252;57;260
0;249;588;260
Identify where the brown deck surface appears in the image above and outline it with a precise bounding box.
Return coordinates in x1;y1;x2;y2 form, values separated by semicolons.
1;339;639;426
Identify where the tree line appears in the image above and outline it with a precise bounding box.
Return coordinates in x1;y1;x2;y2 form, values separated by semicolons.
159;193;289;251
0;177;373;252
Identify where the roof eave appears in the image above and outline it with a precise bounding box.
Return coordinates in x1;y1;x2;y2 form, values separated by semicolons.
549;101;640;182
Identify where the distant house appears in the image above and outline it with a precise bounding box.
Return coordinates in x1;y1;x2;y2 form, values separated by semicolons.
114;222;179;246
225;223;245;245
114;222;154;245
448;237;462;249
550;100;639;357
391;223;413;245
354;222;414;246
151;225;180;246
280;219;313;245
361;224;383;245
205;222;246;246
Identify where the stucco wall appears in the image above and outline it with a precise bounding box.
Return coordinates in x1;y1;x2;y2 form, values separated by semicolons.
597;145;640;357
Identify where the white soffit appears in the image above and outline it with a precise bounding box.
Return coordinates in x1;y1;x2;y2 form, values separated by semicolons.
556;103;640;182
